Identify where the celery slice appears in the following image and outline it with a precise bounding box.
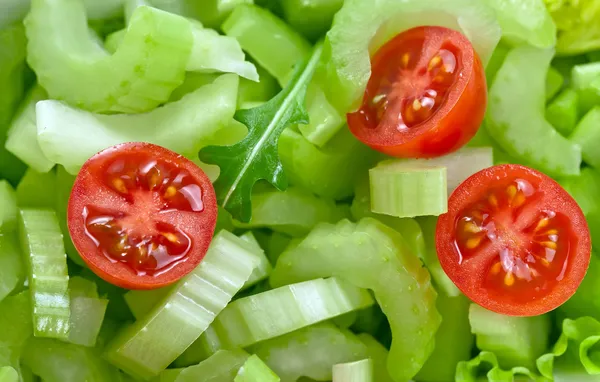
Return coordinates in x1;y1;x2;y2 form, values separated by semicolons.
16;169;57;209
369;161;447;218
559;254;600;320
0;181;17;231
357;334;393;382
68;277;108;347
281;0;343;41
195;278;373;352
469;303;550;370
235;355;280;382
18;209;70;340
546;67;564;101
297;85;345;147
187;0;254;28
158;349;250;382
249;323;369;382
279;128;378;200
570;107;600;169
547;88;579;137
456;351;539;382
0;235;25;303
270;218;441;381
0;292;32;379
36;74;238;174
234;187;349;236
239;232;272;289
124;287;172;320
0;367;18;382
104;230;259;379
572;62;600;114
332;359;373;382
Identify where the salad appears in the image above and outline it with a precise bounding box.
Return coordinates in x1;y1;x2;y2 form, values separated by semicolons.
1;0;600;381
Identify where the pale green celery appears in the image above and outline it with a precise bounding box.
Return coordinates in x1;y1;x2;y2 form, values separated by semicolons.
19;209;70;340
0;0;31;30
570;107;600;168
5;86;52;173
237;66;280;107
320;0;500;114
0;367;18;382
104;231;259;379
250;323;368;382
281;0;343;41
415;294;473;382
174;326;223;367
16;168;57;210
124;287;173;320
235;355;280;382
0;235;25;303
279;127;379;200
26;0;193;113
357;334;393;382
239;232;272;289
104;29;126;54
36;74;238;174
69;277;98;299
571;62;600;115
263;231;293;265
157;349;250;382
547;88;579;136
83;0;124;20
233;186;349;236
369;161;447;218
547;67;565;101
270;218;441;381
0;292;33;377
0;181;17;231
332;359;372;382
68;276;108;347
157;0;254;29
486;45;581;176
469;303;550;370
298;84;344;147
560;254;600;320
559;168;600;217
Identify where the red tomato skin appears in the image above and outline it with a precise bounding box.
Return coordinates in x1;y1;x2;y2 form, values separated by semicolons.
347;26;487;158
435;164;591;316
68;142;218;290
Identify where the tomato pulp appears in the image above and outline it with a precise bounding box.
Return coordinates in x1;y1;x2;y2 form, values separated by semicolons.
436;164;591;316
68;142;217;290
348;26;487;158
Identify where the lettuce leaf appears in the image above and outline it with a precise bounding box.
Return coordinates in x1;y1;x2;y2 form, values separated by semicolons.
544;0;600;54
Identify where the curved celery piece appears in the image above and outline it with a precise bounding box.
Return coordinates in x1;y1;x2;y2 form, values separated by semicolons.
572;62;600;114
0;366;18;382
5;86;52;173
298;84;345;147
235;355;280;382
124;287;173;320
332;359;372;382
104;231;259;379
249;323;369;382
0;235;25;303
560;254;600;320
279;128;378;200
36;74;238;174
0;181;17;231
319;0;501;114
281;0;343;41
486;46;581;176
25;0;192;114
546;67;565;101
233;187;349;236
469;303;550;370
55;166;85;266
16;169;57;210
570;107;600;169
19;209;70;340
187;0;254;28
357;334;393;382
270;218;441;382
239;232;272;289
157;349;250;382
0;292;32;377
68;278;108;347
547;89;579;137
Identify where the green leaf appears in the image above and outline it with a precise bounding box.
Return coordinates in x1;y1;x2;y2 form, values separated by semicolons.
199;42;323;222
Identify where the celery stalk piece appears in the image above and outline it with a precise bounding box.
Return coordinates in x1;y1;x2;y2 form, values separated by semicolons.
546;67;564;101
185;0;254;28
5;86;52;173
469;303;550;370
104;230;259;379
67;276;108;347
36;74;238;174
18;209;70;340
0;181;17;231
486;46;581;176
0;235;25;303
234;187;349;236
0;0;31;30
0;292;32;378
195;278;373;352
16;169;57;209
357;334;394;382
54;166;85;266
320;0;501;114
270;218;441;381
332;359;373;382
239;232;272;289
572;62;600;114
279;128;378;200
235;355;280;382
297;84;345;147
174;326;224;367
0;367;18;382
158;349;250;382
546;88;579;137
124;287;173;320
456;351;539;382
281;0;343;41
570;107;600;169
369;161;447;218
559;253;600;320
249;323;369;382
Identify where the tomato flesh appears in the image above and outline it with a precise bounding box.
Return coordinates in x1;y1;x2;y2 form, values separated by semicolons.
436;164;591;316
68;143;217;290
348;26;486;158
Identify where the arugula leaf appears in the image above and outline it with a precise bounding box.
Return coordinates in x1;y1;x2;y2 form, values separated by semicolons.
199;42;323;222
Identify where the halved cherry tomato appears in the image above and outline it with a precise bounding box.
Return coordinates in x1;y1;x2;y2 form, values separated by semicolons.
68;142;217;290
436;164;591;316
347;26;486;158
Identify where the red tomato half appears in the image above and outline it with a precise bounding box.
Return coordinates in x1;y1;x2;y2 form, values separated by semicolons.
348;26;486;158
68;142;217;290
436;164;591;316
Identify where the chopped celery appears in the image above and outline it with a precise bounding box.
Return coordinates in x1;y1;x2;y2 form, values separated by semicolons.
547;88;579;136
249;323;369;382
546;67;565;101
281;0;343;41
558;168;600;217
332;359;372;382
279;128;379;200
36;74;238;174
298;84;344;147
570;107;600;168
253;230;293;265
235;355;280;382
560;254;600;320
270;218;441;382
545;0;600;55
369;161;447;218
0;181;17;231
54;166;84;266
124;287;172;320
181;0;254;29
486;45;581;176
16;168;57;210
571;62;600;114
319;0;501;114
0;235;25;303
234;186;349;236
19;209;70;340
239;232;272;289
26;0;193;113
237;66;280;107
357;334;393;382
68;277;108;347
195;278;373;352
158;349;250;382
0;367;18;382
0;292;32;376
469;303;550;370
104;230;259;378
